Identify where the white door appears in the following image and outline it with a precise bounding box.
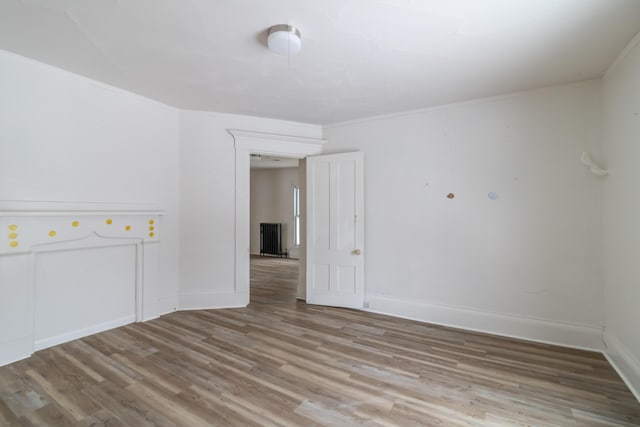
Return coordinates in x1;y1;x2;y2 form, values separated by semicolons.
306;152;364;308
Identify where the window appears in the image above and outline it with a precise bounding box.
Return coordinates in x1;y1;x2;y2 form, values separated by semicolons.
293;186;300;246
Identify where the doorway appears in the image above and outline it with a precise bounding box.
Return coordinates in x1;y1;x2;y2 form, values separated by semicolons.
229;129;325;306
249;155;300;304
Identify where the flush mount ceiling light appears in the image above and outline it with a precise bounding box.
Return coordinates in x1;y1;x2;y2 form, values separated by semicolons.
267;24;302;55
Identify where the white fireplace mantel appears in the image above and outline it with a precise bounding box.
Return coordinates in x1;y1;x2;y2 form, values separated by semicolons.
0;200;165;366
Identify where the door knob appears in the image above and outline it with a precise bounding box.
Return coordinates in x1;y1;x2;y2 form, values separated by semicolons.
352;249;361;255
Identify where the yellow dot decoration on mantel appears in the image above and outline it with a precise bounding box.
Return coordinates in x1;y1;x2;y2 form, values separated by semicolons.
106;218;113;225
49;230;57;237
148;219;154;225
125;225;131;231
148;226;154;231
72;220;80;228
7;224;19;248
148;232;155;238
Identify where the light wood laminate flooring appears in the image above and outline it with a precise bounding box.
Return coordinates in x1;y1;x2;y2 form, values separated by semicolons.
0;257;639;426
250;255;299;304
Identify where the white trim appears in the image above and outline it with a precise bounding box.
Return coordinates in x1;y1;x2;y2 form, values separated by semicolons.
230;129;326;157
34;315;135;351
604;31;640;80
0;200;164;216
30;232;142;252
157;295;179;316
0;336;33;367
230;129;324;301
366;294;603;352
178;290;248;310
603;332;640;402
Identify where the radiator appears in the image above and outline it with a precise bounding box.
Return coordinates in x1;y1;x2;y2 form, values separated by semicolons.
260;223;287;257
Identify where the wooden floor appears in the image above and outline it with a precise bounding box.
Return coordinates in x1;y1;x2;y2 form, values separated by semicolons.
1;258;639;426
250;255;299;305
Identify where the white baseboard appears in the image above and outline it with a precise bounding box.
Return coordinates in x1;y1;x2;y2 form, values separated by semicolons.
178;290;248;310
155;295;179;317
366;294;603;352
34;314;135;351
142;302;160;322
0;336;33;367
603;332;640;402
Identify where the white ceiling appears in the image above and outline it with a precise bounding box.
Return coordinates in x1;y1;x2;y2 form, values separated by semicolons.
2;0;639;124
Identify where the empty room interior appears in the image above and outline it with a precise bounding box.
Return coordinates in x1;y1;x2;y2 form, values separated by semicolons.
1;0;640;425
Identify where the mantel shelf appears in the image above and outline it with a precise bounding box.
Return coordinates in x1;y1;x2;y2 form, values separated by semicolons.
0;200;165;217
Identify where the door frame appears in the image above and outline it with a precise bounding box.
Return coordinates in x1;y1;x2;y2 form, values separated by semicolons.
229;129;326;305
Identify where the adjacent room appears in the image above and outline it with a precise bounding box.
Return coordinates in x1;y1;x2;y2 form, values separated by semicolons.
1;0;640;425
249;155;301;304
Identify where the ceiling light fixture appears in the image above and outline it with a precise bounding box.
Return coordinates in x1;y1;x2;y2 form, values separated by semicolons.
267;24;302;56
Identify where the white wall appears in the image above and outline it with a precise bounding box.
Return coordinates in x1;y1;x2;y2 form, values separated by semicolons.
0;50;181;316
250;167;299;257
323;80;605;350
179;111;321;308
602;33;640;400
